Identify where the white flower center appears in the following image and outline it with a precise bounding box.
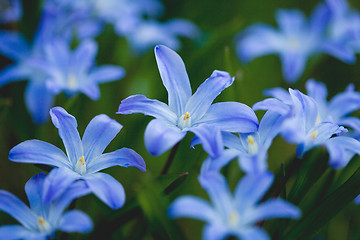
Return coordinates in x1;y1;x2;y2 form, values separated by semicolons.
247;135;258;155
228;211;239;227
67;73;77;90
37;217;51;232
177;112;192;129
74;156;87;175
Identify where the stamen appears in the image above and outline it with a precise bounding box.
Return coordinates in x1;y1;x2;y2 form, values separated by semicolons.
228;211;239;226
183;112;190;120
247;135;258;155
37;217;50;232
74;156;87;175
177;112;192;129
310;131;317;139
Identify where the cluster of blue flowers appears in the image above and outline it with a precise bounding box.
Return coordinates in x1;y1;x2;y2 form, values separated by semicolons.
1;0;360;239
236;0;360;83
0;0;199;124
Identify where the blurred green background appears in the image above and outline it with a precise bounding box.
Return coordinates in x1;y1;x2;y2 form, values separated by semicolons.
1;0;360;239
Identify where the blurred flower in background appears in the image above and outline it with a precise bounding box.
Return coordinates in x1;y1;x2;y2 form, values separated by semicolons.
0;0;22;24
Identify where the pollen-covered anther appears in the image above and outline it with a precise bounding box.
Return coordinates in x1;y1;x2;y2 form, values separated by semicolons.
247;135;255;145
310;131;317;139
183;112;190;120
178;112;192;129
79;156;85;165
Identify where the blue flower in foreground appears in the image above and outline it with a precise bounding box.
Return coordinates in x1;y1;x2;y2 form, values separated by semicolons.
254;88;360;168
193;111;284;174
31;39;125;100
0;0;22;24
9;107;146;209
118;45;258;157
168;172;301;240
0;171;92;239
236;6;330;83
323;0;360;62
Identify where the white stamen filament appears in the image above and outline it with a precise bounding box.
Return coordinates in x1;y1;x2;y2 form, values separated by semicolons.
74;156;87;175
177;112;192;129
37;217;51;232
247;135;258;155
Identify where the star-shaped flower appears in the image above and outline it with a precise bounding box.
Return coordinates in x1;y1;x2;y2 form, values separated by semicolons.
9;107;146;209
118;45;258;157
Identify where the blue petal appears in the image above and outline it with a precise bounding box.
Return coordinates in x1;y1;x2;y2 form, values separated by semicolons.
0;225;42;240
72;40;97;72
168;196;216;222
48;181;90;224
234;172;274;212
305;79;328;105
9;139;71;168
339;117;360;132
246;199;301;224
276;9;306;34
84;172;125;209
185;70;234;122
258;111;284;149
87;148;146;173
25;81;55;124
198;173;233;218
43;40;70;70
196;102;259;133
165;19;200;38
80;83;101;100
202;224;232;240
58;210;93;233
325;136;360;169
0;64;29;88
200;149;239;175
309;3;331;35
154;45;192;116
236;24;280;63
235;227;270;240
25;173;47;216
328;88;360;119
117;95;177;124
222;132;244;151
280;53;307;83
42;168;81;205
238;152;268;175
88;65;125;84
189;124;223;158
50;107;83;165
322;42;356;63
0;30;29;60
263;87;291;104
144;119;186;156
82;114;122;164
0;190;37;230
355;194;360;204
253;98;291;115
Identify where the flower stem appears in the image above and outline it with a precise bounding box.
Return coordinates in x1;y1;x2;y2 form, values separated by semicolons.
160;141;181;175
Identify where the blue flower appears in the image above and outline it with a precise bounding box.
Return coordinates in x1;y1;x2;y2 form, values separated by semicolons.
30;39;125;100
322;0;360;63
168;172;301;240
236;6;330;83
193;111;284;174
117;45;258;157
9;107;146;209
125;19;200;54
0;171;92;239
0;30;54;124
254;87;360;168
0;0;22;24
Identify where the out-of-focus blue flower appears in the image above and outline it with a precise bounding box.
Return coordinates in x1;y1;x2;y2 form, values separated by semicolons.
193;111;284;174
168;172;301;240
118;45;258;157
0;0;22;24
126;19;200;54
9;107;146;209
305;79;360;133
0;30;55;124
323;0;360;62
355;194;360;204
0;171;92;239
236;6;330;83
254;87;360;168
30;39;125;100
